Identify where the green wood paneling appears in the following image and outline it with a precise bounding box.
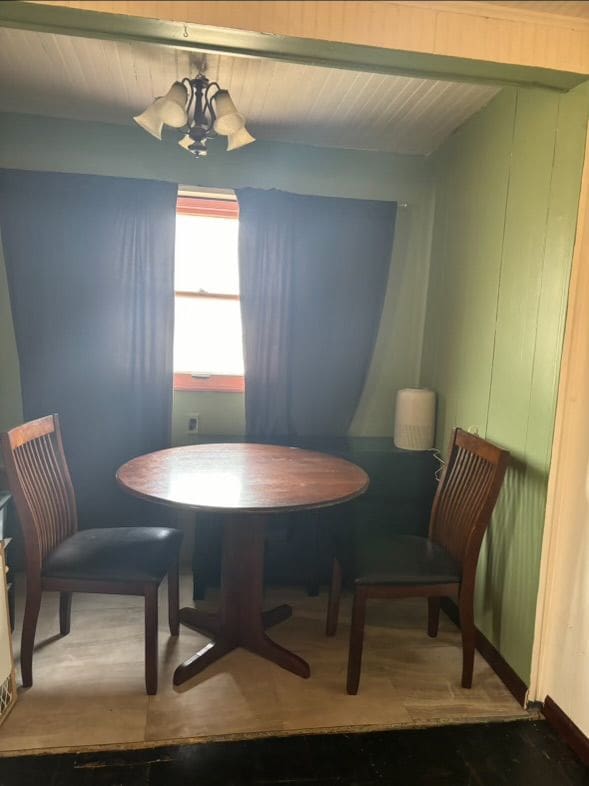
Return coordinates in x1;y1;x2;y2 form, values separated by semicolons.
422;90;515;450
481;89;561;680
421;83;589;682
486;91;559;449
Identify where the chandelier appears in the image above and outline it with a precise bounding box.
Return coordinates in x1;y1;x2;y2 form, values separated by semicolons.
133;74;255;158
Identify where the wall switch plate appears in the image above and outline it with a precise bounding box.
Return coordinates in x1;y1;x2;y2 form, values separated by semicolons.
187;414;199;434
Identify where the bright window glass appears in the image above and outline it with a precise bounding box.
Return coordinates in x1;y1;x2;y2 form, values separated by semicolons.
175;215;239;294
173;210;243;375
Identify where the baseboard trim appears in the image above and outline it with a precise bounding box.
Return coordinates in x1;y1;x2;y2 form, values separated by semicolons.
542;695;589;767
440;599;528;706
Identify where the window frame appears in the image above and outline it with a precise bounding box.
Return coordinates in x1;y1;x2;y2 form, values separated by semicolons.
173;195;244;393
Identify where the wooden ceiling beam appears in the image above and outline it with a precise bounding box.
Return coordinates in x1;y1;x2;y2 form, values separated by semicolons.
0;1;586;91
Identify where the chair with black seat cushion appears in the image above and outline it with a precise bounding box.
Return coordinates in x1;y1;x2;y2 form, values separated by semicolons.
326;428;509;695
1;414;182;695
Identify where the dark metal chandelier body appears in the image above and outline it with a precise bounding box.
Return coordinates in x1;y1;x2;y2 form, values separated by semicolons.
181;74;220;157
133;73;255;157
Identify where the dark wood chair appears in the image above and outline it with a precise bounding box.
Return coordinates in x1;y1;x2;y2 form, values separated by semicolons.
1;414;182;695
326;428;509;695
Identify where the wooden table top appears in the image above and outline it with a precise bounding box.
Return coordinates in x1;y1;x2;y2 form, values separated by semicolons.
117;443;369;514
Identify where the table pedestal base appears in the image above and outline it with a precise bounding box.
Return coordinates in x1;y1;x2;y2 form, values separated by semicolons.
174;517;311;686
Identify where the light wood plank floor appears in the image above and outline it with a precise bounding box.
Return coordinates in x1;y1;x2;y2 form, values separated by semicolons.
0;576;530;755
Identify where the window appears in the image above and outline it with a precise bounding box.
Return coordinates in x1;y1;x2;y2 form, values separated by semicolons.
173;196;244;393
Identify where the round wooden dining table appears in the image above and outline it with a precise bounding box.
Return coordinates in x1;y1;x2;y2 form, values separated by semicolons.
116;443;369;686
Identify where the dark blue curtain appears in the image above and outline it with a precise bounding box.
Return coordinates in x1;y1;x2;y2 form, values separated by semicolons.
0;170;177;527
237;189;396;437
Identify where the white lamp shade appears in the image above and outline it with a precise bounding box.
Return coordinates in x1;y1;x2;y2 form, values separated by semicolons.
393;388;436;450
134;82;187;139
133;98;165;140
158;81;188;128
226;126;255;151
213;90;245;136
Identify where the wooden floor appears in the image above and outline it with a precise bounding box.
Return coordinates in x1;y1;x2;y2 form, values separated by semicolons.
0;575;530;755
1;721;586;785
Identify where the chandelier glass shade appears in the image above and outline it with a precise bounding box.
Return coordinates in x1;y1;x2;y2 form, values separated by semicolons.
227;127;256;151
133;74;255;157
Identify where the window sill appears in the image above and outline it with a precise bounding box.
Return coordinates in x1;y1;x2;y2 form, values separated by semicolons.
173;374;245;393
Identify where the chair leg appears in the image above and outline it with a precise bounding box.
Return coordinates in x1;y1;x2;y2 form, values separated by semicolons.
59;592;72;636
427;596;441;638
459;589;476;689
21;584;42;688
326;556;343;636
347;586;368;695
168;561;180;637
144;584;158;696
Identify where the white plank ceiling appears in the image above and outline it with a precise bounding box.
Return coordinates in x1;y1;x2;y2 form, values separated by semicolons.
0;28;500;155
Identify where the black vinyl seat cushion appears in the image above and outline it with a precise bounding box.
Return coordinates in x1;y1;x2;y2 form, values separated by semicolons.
356;535;461;586
42;527;182;583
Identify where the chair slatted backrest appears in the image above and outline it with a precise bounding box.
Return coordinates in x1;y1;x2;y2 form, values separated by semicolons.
429;429;509;565
1;415;78;570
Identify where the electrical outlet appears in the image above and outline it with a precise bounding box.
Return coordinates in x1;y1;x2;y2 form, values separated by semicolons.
467;425;480;436
187;414;199;434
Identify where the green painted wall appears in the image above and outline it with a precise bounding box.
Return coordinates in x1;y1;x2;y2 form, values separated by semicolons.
421;84;589;683
0;112;433;440
0;231;23;433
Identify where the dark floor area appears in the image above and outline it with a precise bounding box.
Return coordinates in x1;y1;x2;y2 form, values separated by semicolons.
0;720;586;785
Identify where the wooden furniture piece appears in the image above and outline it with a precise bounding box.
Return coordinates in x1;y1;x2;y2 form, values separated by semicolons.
1;415;182;695
190;436;438;599
0;536;16;727
326;428;509;695
117;443;369;686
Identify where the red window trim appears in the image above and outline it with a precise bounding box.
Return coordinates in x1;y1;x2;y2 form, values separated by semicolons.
173;373;245;393
176;196;239;219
